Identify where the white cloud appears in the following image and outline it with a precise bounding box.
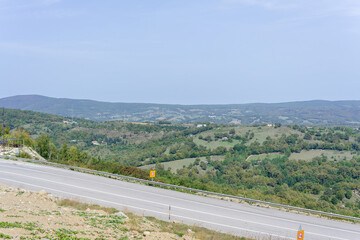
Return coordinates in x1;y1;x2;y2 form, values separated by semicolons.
42;0;61;5
0;42;107;61
222;0;299;10
0;0;82;20
0;0;61;10
224;0;360;17
330;0;360;17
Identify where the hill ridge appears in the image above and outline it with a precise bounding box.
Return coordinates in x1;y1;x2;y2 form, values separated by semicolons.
1;95;360;125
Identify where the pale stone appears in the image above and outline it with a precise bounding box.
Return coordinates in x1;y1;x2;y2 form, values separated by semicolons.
39;190;47;195
113;211;128;218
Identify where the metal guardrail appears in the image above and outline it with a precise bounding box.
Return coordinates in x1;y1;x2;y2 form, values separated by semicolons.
1;154;360;222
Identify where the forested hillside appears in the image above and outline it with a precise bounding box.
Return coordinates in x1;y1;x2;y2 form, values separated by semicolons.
1;95;360;125
1;108;360;218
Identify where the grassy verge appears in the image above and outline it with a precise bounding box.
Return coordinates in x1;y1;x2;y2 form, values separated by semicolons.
57;199;118;214
125;212;250;240
58;199;252;239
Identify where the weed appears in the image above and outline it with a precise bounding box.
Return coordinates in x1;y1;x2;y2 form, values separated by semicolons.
57;199;118;214
0;221;42;232
54;228;90;240
0;233;12;239
174;232;184;237
0;221;23;228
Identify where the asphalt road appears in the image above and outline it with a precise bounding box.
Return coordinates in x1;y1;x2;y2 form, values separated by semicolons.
0;158;359;240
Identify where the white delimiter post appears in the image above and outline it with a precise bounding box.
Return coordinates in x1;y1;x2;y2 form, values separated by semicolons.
169;205;171;220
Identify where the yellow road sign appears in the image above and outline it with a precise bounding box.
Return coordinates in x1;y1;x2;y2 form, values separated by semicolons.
297;230;304;240
150;170;156;178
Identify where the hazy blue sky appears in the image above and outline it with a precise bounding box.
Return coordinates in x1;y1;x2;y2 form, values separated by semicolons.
0;0;359;104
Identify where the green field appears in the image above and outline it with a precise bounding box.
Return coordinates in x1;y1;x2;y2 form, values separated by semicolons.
246;150;358;162
140;155;225;173
193;138;241;150
194;126;303;150
246;153;284;162
289;150;358;161
240;126;303;144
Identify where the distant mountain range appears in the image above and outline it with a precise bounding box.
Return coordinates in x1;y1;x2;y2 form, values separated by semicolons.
0;95;360;126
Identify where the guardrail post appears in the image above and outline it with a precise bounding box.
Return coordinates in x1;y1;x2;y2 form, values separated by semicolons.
169;205;171;220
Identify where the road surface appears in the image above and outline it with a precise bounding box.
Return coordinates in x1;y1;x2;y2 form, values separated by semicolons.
0;158;359;239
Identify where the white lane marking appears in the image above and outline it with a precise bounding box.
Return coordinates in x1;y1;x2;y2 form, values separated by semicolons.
2;161;360;236
0;177;292;240
0;174;356;240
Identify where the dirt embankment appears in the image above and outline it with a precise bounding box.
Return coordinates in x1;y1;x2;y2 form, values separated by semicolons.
0;185;199;240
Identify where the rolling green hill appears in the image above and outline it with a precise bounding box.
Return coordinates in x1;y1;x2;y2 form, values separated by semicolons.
1;95;360;125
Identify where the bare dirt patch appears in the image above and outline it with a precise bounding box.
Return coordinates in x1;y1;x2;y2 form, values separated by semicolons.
0;185;246;240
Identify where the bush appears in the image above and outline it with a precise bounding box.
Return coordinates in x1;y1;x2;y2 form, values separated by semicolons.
18;152;32;159
331;196;339;205
335;190;345;201
320;195;329;202
200;161;207;170
345;190;352;199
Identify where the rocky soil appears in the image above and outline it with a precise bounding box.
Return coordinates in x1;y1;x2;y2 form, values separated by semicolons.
0;185;200;240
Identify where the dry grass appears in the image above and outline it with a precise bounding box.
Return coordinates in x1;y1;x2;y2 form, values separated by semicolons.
123;210;143;231
56;201;262;240
191;225;248;240
136;214;249;240
57;198;118;214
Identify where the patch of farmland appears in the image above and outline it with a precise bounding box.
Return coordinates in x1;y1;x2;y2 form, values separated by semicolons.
245;126;303;144
140;155;225;173
289;150;358;161
195;126;304;149
246;153;284;162
193;138;242;150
